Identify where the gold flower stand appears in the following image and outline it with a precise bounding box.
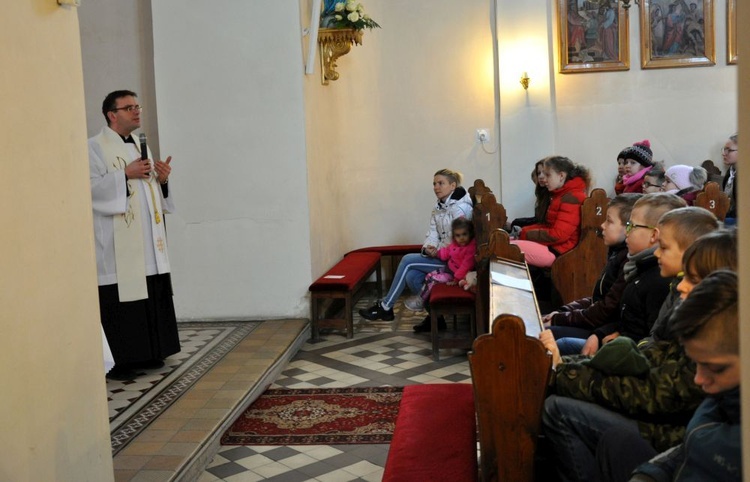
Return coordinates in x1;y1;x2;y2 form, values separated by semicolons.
318;28;363;85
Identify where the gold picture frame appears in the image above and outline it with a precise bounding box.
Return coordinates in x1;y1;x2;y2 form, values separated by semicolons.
557;0;629;73
727;0;737;64
640;0;715;69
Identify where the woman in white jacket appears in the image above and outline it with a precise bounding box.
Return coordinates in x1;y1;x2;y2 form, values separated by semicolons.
359;169;473;332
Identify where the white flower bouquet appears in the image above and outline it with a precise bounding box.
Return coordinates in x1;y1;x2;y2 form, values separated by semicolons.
320;0;381;30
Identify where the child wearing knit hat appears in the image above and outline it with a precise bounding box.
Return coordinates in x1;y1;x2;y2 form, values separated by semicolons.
663;164;708;205
621;140;654;193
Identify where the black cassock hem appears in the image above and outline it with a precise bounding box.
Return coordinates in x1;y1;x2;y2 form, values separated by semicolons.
99;273;181;365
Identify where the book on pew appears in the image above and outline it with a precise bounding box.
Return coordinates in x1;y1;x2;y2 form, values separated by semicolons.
489;259;543;338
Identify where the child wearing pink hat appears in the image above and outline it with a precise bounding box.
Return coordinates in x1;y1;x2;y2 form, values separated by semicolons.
620;140;654;193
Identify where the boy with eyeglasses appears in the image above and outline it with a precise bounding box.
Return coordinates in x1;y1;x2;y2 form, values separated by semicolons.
586;193;687;349
544;193;640;355
641;165;666;194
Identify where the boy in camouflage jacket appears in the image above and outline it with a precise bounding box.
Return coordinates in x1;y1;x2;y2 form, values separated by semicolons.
538;208;723;482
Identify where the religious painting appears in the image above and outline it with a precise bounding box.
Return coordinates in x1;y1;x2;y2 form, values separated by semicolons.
557;0;630;73
727;0;737;64
640;0;715;68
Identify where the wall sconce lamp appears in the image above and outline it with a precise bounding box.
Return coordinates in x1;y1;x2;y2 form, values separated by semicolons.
520;72;530;90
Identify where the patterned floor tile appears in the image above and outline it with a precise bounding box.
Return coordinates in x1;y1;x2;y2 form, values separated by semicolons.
203;290;473;480
108;321;259;454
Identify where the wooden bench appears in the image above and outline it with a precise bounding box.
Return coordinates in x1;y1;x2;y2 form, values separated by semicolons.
382;384;477;482
428;183;508;360
472;255;551;481
475;229;525;335
550;188;609;305
694;181;731;221
346;244;421;290
309;252;382;339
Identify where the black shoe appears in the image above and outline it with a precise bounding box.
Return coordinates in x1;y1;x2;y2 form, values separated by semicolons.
359;302;395;321
106;365;138;381
130;359;165;370
413;315;446;333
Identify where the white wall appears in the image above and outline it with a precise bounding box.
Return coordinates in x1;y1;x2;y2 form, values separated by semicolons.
497;0;737;220
151;0;312;320
78;0;161;159
1;3;113;481
78;1;737;320
303;0;500;277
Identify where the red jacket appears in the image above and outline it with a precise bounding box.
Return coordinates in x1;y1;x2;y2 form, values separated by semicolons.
519;176;587;255
437;238;477;281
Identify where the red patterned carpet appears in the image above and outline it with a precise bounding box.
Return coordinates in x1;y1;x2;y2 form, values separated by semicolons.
221;386;403;445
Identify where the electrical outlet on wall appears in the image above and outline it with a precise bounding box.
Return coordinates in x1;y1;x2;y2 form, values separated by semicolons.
476;129;490;143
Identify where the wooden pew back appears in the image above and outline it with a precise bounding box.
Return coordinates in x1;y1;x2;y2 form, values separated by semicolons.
694;181;731;221
701;160;725;185
550;188;609;305
473;192;507;250
469;312;551;481
469;178;493;206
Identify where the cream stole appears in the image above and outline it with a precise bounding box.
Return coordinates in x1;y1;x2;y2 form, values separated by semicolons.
99;128;170;301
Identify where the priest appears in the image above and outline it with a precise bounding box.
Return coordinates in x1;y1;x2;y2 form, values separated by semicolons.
89;90;180;380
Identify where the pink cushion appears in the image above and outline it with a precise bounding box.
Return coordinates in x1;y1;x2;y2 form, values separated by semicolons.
309;252;381;291
346;245;422;256
429;283;475;304
383;384;477;482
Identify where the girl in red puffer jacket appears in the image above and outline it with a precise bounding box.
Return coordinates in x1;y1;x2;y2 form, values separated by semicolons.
513;155;590;268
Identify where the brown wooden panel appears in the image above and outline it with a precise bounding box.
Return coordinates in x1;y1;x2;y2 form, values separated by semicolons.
469;178;493;205
695;181;730;221
474;192;507;249
469;315;552;482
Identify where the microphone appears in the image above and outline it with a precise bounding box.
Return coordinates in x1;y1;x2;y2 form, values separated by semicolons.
139;133;148;161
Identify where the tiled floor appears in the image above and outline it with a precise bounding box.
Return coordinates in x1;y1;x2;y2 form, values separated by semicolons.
110;289;474;481
200;299;473;482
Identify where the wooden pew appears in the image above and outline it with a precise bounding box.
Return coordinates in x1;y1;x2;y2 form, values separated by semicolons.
470;257;552;481
694;181;731;221
701;160;725;185
469;178;494;205
309;252;382;339
473;191;507;251
550;188;609;305
428;181;507;360
475;229;524;335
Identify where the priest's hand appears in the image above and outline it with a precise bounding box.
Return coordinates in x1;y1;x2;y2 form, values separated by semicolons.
125;158;152;179
154;156;172;184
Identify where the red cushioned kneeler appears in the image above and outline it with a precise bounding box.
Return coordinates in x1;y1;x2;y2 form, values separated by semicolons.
309;252;381;339
382;384;477;482
345;245;422;257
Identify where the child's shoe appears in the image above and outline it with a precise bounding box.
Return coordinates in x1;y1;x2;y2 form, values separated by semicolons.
404;296;424;312
359;301;395;321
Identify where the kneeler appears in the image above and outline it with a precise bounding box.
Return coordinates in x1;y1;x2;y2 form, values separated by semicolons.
469;314;552;482
382;384;477;482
